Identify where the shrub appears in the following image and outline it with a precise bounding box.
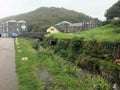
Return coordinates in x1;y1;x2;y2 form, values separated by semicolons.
101;21;111;26
112;20;120;27
113;29;120;34
32;39;40;50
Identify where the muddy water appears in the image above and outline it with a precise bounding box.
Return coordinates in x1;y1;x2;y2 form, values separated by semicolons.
0;38;18;90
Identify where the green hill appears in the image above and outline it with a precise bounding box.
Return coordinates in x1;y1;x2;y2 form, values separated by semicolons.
0;7;91;32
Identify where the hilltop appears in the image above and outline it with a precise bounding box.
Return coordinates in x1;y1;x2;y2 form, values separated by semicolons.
0;7;91;32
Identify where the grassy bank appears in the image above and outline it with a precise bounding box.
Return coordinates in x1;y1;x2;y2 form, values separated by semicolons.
37;48;110;90
15;38;110;90
46;24;120;42
15;38;43;90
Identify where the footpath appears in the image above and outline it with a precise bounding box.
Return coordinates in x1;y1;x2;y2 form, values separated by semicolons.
0;38;18;90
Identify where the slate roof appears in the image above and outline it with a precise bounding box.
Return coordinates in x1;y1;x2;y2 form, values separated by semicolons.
55;21;72;25
6;20;17;23
54;25;64;32
69;23;83;26
18;20;26;23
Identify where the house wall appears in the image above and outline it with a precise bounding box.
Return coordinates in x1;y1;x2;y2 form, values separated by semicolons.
55;24;70;32
0;20;27;37
47;26;60;34
68;26;83;32
113;17;120;20
8;22;18;37
0;23;9;37
67;19;100;33
18;23;27;34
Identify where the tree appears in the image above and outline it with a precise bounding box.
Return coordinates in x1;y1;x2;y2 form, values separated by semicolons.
105;0;120;20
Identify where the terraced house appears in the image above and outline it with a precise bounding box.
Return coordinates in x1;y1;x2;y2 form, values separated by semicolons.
0;20;27;37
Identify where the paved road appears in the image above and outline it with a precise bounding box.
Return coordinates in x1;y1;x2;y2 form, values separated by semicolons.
0;38;18;90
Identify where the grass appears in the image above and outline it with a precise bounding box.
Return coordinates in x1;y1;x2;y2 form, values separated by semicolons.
46;24;120;42
36;48;110;90
15;38;110;90
15;38;43;90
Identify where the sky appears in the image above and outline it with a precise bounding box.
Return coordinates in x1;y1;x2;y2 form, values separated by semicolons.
0;0;119;20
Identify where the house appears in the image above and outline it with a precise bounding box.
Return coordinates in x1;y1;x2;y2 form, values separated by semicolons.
0;19;27;37
47;19;100;33
55;21;72;32
68;23;83;32
89;18;100;28
68;22;91;32
68;18;100;32
46;26;60;34
47;21;72;34
113;17;120;21
18;20;27;34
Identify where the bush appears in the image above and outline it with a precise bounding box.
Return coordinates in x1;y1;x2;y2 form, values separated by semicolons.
32;39;40;50
113;29;120;34
112;20;120;27
101;21;111;26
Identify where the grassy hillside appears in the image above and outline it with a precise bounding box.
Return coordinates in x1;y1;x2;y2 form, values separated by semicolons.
0;7;91;32
46;24;120;42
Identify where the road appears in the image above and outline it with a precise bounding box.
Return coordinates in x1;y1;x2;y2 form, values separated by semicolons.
0;38;18;90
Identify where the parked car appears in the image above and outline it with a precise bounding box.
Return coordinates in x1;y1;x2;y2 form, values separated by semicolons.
12;33;18;38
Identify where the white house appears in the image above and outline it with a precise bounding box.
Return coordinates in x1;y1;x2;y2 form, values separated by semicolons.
46;26;60;34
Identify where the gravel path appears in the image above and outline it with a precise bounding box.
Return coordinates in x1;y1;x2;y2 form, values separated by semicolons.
0;38;18;90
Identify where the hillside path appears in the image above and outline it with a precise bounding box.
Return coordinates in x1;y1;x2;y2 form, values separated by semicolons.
0;38;18;90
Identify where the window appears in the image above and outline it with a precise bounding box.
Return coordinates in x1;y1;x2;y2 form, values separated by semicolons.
6;22;8;27
21;24;26;31
6;28;8;32
50;28;54;31
6;33;8;37
3;28;4;32
17;28;19;31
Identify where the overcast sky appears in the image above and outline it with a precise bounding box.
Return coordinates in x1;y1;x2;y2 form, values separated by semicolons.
0;0;119;20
